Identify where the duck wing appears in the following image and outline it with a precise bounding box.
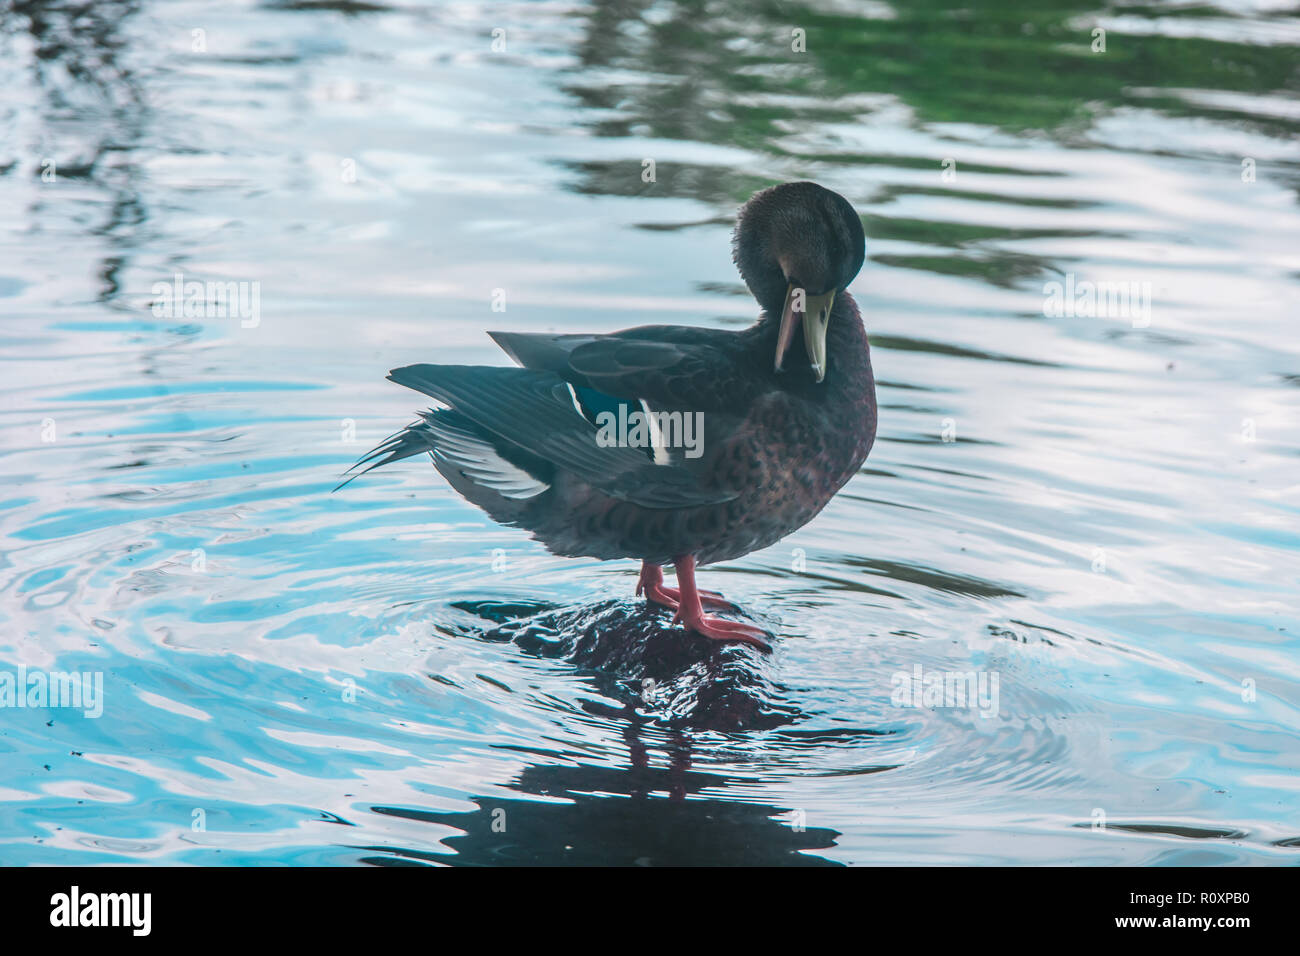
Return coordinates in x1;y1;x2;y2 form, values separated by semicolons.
488;327;757;412
380;364;739;509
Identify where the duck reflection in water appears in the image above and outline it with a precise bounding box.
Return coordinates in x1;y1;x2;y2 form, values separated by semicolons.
363;724;842;866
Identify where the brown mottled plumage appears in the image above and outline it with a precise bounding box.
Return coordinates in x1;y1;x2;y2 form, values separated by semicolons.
341;182;876;648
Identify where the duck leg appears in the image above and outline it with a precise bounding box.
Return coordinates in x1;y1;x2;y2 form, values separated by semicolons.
636;561;679;609
670;555;772;651
636;561;734;611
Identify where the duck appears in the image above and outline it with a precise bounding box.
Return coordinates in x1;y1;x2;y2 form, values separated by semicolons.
340;181;877;650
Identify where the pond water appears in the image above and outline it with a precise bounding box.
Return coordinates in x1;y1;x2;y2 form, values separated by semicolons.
1;0;1297;865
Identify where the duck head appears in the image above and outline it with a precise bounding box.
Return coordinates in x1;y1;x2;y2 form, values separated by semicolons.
732;181;865;382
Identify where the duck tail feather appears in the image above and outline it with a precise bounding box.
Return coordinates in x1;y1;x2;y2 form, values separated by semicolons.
332;414;437;491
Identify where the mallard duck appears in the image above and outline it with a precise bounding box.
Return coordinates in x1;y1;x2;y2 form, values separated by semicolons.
341;181;876;649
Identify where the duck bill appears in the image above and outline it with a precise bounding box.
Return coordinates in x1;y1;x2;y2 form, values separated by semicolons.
774;284;801;373
802;290;834;382
774;286;835;383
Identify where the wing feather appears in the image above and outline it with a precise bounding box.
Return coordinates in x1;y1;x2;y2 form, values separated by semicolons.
386;364;737;509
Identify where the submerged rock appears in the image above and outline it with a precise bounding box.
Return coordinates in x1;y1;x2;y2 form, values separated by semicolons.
448;598;801;732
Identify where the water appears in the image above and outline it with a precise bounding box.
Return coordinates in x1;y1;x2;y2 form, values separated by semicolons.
1;0;1297;865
